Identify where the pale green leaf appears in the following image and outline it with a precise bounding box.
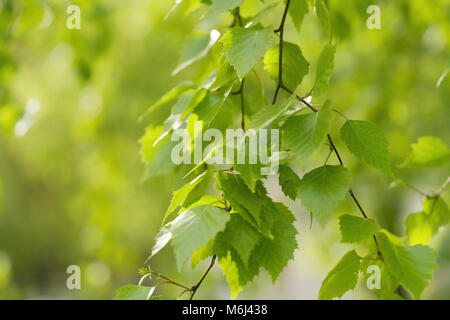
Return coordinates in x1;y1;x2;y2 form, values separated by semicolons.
264;42;309;90
313;44;336;97
400;136;450;168
115;285;155;300
341;120;392;175
221;26;274;78
151;205;230;270
407;197;450;245
315;0;331;40
378;230;438;299
210;0;244;14
162;171;208;225
281;102;331;162
339;214;379;243
278;165;301;200
173;30;220;75
138;82;194;121
249;94;297;129
318;250;361;300
139;125;177;178
287;0;310;32
297;165;351;226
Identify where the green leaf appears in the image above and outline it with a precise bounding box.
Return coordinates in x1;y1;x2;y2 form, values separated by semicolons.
151;205;230;270
194;82;235;125
219;214;261;267
115;285;155;300
210;0;244;14
378;230;438;299
297;165;351;226
287;0;310;32
406;197;450;245
251;203;298;282
315;0;331;40
172;30;220;75
406;212;434;246
216;248;260;299
139;82;194;121
264;42;309;90
215;172;264;226
249;94;297;129
234;164;262;193
278;165;301;200
313;44;336;97
340;120;392;176
162;172;208;225
339;215;379;243
221;26;274;78
281;102;331;162
139;125;177;179
318;250;361;300
191;239;215;268
400;136;450;168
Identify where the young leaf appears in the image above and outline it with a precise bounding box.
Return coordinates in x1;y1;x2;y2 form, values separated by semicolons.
251;203;298;282
139;125;177;179
400;136;450;168
234;164;262;192
210;0;244;14
297;165;351;226
339;214;379;243
216;248;260;299
377;230;438;299
315;0;331;40
249;94;297;129
191;239;215;268
318;250;361;300
406;212;434;246
172;30;220;75
287;0;310;32
139;82;194;121
406;197;450;245
281;102;331;162
264;42;309;91
221;26;274;78
152;205;230;270
162;171;208;225
115;285;155;300
313;44;336;97
340;120;392;176
278;165;302;200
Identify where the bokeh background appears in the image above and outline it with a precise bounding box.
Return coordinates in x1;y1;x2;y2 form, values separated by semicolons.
0;0;449;299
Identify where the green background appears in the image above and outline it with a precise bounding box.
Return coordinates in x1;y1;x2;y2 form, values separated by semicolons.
0;0;449;299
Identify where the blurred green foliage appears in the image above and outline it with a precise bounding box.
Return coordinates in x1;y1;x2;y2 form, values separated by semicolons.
0;0;449;299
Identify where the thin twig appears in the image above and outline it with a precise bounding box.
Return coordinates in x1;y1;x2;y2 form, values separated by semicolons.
189;255;217;300
272;0;291;105
240;79;246;130
275;0;382;259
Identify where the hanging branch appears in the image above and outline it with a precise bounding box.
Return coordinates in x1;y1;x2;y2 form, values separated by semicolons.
274;1;382;259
